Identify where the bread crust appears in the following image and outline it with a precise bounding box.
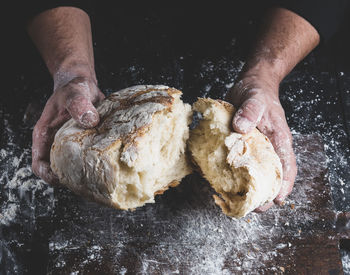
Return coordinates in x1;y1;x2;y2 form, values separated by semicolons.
51;85;192;210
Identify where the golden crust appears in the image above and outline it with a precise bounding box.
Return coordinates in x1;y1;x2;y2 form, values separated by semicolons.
215;99;236;113
154;180;180;195
50;85;190;210
51;85;179;155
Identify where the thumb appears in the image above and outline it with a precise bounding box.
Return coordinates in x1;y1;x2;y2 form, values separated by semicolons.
232;98;265;134
66;95;100;128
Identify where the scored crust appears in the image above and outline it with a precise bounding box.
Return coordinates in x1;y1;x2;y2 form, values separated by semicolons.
50;85;192;209
54;85;180;158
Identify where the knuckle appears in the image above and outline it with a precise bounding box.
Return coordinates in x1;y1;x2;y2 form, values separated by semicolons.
231;84;265;109
33;123;53;140
32;147;39;160
33;123;44;139
231;82;251;105
234;84;253;101
242;98;265;113
57;109;69;118
270;126;292;146
66;98;88;118
65;93;81;107
32;124;40;136
273;130;289;142
67;94;91;109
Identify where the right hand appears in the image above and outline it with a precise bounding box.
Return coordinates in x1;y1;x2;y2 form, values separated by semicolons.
32;76;105;184
226;74;297;211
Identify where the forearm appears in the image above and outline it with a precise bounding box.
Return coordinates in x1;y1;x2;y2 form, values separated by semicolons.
241;7;320;88
27;7;96;87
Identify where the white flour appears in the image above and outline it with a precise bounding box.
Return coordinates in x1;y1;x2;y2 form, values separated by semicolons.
1;54;350;273
0;116;55;226
342;250;350;275
45;132;330;274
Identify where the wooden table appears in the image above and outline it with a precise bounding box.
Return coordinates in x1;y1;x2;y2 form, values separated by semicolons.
40;134;349;274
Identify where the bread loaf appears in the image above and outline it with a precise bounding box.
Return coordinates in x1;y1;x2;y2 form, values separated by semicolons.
50;85;192;210
51;86;282;217
188;98;282;218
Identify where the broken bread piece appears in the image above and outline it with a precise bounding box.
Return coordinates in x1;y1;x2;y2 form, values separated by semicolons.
50;85;192;210
188;98;282;218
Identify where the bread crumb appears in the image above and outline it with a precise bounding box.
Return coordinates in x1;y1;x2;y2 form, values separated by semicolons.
290;204;295;209
279;266;285;272
247;218;251;223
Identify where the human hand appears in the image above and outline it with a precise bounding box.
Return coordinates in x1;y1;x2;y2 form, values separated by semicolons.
32;76;105;184
226;73;297;211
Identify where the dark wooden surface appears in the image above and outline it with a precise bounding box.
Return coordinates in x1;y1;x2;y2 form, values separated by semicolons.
1;2;350;274
42;135;350;274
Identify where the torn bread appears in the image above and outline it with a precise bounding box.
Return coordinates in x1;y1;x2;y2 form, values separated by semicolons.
188;98;282;218
50;85;192;210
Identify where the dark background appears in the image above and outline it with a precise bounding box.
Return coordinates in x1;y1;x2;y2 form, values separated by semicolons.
1;1;350;273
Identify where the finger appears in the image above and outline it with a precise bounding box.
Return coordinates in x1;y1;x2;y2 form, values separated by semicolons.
66;95;100;128
97;90;105;102
275;180;295;205
32;123;60;184
32;103;70;182
260;125;297;205
32;160;59;185
254;201;274;213
271;133;296;205
274;145;296;204
232;98;265;134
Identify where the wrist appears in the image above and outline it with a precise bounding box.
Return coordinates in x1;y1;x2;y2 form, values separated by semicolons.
53;63;97;90
235;63;281;99
241;57;288;85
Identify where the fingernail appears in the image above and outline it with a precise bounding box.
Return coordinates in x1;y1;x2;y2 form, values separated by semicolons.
275;180;292;205
274;197;285;206
274;193;287;205
234;117;253;133
81;111;99;128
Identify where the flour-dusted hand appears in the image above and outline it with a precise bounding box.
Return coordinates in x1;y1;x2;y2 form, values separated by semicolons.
32;77;105;184
226;74;297;210
27;7;103;184
224;7;320;211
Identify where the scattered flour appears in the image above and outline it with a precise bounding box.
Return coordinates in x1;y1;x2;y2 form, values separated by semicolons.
46;133;330;274
1;51;350;273
342;250;350;275
0;146;54;226
0;114;55;274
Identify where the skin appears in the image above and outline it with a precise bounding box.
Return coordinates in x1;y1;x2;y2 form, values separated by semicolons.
28;6;319;213
27;7;105;184
226;7;320;210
